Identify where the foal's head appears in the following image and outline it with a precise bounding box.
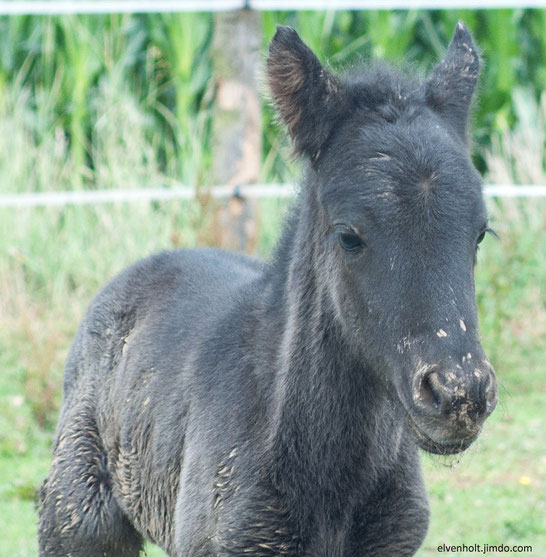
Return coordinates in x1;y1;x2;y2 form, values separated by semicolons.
267;23;497;455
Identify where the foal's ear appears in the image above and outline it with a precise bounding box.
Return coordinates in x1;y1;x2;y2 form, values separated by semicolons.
267;26;346;160
425;21;480;142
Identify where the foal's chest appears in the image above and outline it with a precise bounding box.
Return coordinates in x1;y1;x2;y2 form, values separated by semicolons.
209;479;361;557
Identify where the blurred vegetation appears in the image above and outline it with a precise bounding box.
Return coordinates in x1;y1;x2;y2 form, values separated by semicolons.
0;9;545;189
0;8;544;557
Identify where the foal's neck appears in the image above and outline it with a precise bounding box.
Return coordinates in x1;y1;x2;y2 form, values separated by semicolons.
262;185;402;505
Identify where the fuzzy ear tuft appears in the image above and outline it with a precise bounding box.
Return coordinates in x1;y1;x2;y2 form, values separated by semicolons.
425;21;480;142
267;26;346;160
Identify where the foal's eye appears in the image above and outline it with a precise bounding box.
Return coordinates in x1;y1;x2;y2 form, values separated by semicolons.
476;226;497;248
334;225;364;252
339;232;363;252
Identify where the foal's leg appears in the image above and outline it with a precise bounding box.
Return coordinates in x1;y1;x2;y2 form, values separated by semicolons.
38;401;142;557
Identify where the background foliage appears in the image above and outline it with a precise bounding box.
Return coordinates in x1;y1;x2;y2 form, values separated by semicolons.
0;8;545;190
0;8;544;557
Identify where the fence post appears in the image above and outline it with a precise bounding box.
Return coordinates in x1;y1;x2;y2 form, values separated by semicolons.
211;8;262;252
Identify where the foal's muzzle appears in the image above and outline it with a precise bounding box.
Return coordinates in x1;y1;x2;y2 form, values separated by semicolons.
409;359;497;455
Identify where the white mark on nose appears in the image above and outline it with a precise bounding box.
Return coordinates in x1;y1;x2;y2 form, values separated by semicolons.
459;319;466;332
436;329;448;338
454;384;466;396
397;335;411;354
467;352;472;360
369;152;391;161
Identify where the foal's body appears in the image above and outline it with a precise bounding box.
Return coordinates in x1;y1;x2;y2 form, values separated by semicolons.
45;243;427;556
39;23;496;556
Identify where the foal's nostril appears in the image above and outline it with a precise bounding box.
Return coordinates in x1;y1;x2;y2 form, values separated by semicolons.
414;369;446;413
417;373;434;407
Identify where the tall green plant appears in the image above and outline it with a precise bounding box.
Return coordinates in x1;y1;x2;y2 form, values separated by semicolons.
148;13;212;184
57;16;101;182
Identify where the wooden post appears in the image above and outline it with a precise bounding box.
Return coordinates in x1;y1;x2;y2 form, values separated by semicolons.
211;9;262;253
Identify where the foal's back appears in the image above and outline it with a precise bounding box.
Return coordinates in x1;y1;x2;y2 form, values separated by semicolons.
40;248;264;555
